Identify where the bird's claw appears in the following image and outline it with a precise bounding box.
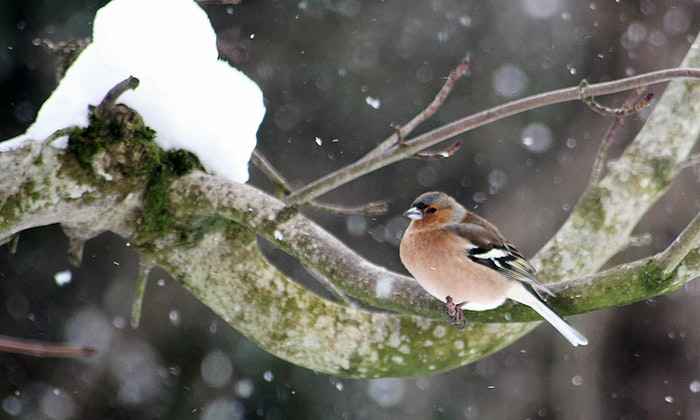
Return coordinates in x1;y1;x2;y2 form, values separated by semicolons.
445;296;467;329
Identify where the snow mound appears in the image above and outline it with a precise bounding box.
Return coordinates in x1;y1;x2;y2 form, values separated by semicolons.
1;0;265;183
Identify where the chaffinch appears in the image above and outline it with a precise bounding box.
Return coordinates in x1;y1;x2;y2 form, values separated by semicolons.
399;191;588;347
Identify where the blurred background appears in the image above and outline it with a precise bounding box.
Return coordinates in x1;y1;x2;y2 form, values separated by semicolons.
2;0;700;419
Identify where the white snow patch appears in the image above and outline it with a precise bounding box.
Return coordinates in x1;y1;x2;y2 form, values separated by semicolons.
365;96;381;109
54;270;72;287
0;0;265;184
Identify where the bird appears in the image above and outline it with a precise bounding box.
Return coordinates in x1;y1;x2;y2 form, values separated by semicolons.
399;191;588;347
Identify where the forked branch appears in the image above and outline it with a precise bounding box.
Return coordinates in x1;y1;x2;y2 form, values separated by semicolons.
286;67;700;205
2;34;700;377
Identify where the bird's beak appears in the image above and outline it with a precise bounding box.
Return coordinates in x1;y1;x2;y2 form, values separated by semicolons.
403;207;423;220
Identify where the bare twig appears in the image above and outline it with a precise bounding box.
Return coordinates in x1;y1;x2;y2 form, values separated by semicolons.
251;149;290;194
414;140;463;160
307;200;389;216
251;150;388;216
93;76;140;118
589;118;625;186
366;58;470;160
0;335;95;358
658;212;700;277
286;67;700;205
395;59;470;143
579;79;654;117
588;90;653;186
35;126;79;158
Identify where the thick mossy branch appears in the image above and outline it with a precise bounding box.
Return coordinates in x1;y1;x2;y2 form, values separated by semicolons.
170;175;700;323
153;224;534;377
66;104;203;240
3;37;700;376
170;32;700;325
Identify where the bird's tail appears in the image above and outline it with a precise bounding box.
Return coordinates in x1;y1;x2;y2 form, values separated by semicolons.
507;283;588;347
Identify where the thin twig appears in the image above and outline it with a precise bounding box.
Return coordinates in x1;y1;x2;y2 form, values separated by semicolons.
396;58;471;142
414;140;463;160
94;76;140;118
366;58;470;159
658;212;700;277
589;118;625;186
251;150;388;215
307;200;389;216
0;335;95;358
35;126;79;158
392;124;464;160
286;67;700;205
588;90;652;185
580;79;654;117
251;150;290;194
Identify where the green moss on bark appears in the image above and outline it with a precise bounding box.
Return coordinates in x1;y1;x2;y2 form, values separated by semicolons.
141;149;203;238
575;187;607;231
649;157;674;190
0;180;38;231
62;104;203;240
639;260;670;293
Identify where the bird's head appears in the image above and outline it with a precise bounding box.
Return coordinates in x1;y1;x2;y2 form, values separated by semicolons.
403;191;463;226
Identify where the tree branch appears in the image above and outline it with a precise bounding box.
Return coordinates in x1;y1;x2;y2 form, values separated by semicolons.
251;150;388;216
2;35;700;377
364;58;470;160
658;212;700;277
0;335;95;358
286;67;700;205
93;76;140;118
586;90;652;186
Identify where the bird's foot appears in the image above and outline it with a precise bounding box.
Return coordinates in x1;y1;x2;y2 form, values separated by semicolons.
445;296;467;329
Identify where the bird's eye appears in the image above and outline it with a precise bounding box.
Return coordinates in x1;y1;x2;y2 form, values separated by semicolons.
425;207;437;214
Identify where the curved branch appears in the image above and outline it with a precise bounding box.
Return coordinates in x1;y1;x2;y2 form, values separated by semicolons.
170;174;700;321
0;144;534;376
1;35;700;378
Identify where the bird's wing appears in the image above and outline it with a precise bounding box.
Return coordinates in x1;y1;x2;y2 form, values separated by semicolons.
444;222;554;299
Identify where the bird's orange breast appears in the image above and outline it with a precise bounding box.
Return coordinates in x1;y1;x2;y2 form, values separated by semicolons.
399;225;510;310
